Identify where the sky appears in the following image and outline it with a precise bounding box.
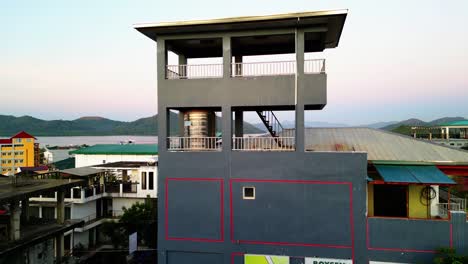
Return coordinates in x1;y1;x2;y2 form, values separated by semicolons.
1;0;467;125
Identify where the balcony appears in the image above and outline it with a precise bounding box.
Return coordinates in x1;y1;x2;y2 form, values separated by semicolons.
162;59;327;108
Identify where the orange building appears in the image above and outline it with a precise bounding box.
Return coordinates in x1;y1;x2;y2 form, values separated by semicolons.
0;131;39;175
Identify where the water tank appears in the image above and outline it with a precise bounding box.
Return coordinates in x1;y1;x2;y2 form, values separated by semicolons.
184;110;215;149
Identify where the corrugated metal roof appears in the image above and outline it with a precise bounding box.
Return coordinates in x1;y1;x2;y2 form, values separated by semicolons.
61;167;104;177
304;127;468;164
70;144;158;155
438;120;468;127
374;165;456;185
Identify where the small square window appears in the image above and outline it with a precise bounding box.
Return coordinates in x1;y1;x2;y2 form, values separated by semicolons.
243;186;255;200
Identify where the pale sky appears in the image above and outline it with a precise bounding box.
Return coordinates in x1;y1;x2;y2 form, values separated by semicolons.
1;0;467;125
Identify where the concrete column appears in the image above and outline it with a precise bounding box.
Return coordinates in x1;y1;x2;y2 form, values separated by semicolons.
446;127;450;140
234;56;242;76
157;39;167;81
234;111;243;137
222;107;232;151
208;111;216;137
55;234;64;263
9;200;21;241
222;36;231;78
56;190;65;224
20;199;30;224
119;183;123;197
178;111;185;137
429;132;433;140
178;54;187;78
295;29;305;152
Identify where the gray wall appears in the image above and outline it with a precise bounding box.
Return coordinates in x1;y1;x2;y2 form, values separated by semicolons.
158;151;369;264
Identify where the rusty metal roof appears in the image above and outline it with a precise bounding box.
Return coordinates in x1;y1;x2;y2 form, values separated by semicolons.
305;127;468;165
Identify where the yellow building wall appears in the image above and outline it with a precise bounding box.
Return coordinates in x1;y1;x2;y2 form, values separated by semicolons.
367;184;374;217
0;137;36;173
408;185;430;218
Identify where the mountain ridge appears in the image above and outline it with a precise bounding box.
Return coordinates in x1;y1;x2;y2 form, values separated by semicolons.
0;114;263;136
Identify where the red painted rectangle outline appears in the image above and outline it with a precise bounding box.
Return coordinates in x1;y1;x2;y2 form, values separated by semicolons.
230;178;355;263
165;177;224;242
366;217;451;253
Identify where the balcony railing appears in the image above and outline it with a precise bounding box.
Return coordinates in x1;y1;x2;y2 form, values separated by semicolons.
167;137;221;151
166;64;223;79
304;59;326;73
437;203;462;218
232;60;296;77
122;182;138;193
232;137;295;151
166;59;325;79
232;59;325;77
105;182;120;193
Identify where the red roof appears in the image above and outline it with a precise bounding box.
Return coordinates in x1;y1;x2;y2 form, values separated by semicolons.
0;139;12;144
10;131;36;139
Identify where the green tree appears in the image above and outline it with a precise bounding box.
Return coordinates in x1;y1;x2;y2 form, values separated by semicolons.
120;198;157;247
100;221;126;249
433;247;468;264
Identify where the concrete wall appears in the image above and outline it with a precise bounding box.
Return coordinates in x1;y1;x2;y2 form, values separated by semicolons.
159;151;368;264
112;197;146;215
75;154;158;167
71;201;96;220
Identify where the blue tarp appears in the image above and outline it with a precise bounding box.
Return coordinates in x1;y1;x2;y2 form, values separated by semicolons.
374;165;456;185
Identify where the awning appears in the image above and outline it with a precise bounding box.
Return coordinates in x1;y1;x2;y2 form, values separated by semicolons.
374;165;456;185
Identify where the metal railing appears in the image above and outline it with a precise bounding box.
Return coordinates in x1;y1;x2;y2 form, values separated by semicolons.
166;64;223;79
122;182;138;193
437;203;462;218
232;60;296;77
305;59;326;74
104;182;120;193
167;137;221;151
451;198;467;211
232;137;295;151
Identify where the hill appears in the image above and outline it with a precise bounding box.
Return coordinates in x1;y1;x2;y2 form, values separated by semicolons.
381;116;467;136
0;114;264;136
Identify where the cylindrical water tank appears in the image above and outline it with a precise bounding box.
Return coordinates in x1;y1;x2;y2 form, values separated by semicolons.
184;110;213;149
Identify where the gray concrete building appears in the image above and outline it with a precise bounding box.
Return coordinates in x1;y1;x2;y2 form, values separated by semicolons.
0;175;84;264
135;10;468;264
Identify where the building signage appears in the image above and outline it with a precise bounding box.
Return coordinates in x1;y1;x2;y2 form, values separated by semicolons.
305;257;352;264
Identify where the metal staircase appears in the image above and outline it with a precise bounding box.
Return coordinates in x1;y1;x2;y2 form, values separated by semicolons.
256;110;284;138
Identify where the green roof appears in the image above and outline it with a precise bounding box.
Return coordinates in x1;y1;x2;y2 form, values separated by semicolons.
52;157;75;170
70;144;158;155
438;120;468;127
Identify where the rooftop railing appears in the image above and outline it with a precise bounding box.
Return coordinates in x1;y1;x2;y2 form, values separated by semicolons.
167;137;221;151
166;64;223;79
232;137;295;151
